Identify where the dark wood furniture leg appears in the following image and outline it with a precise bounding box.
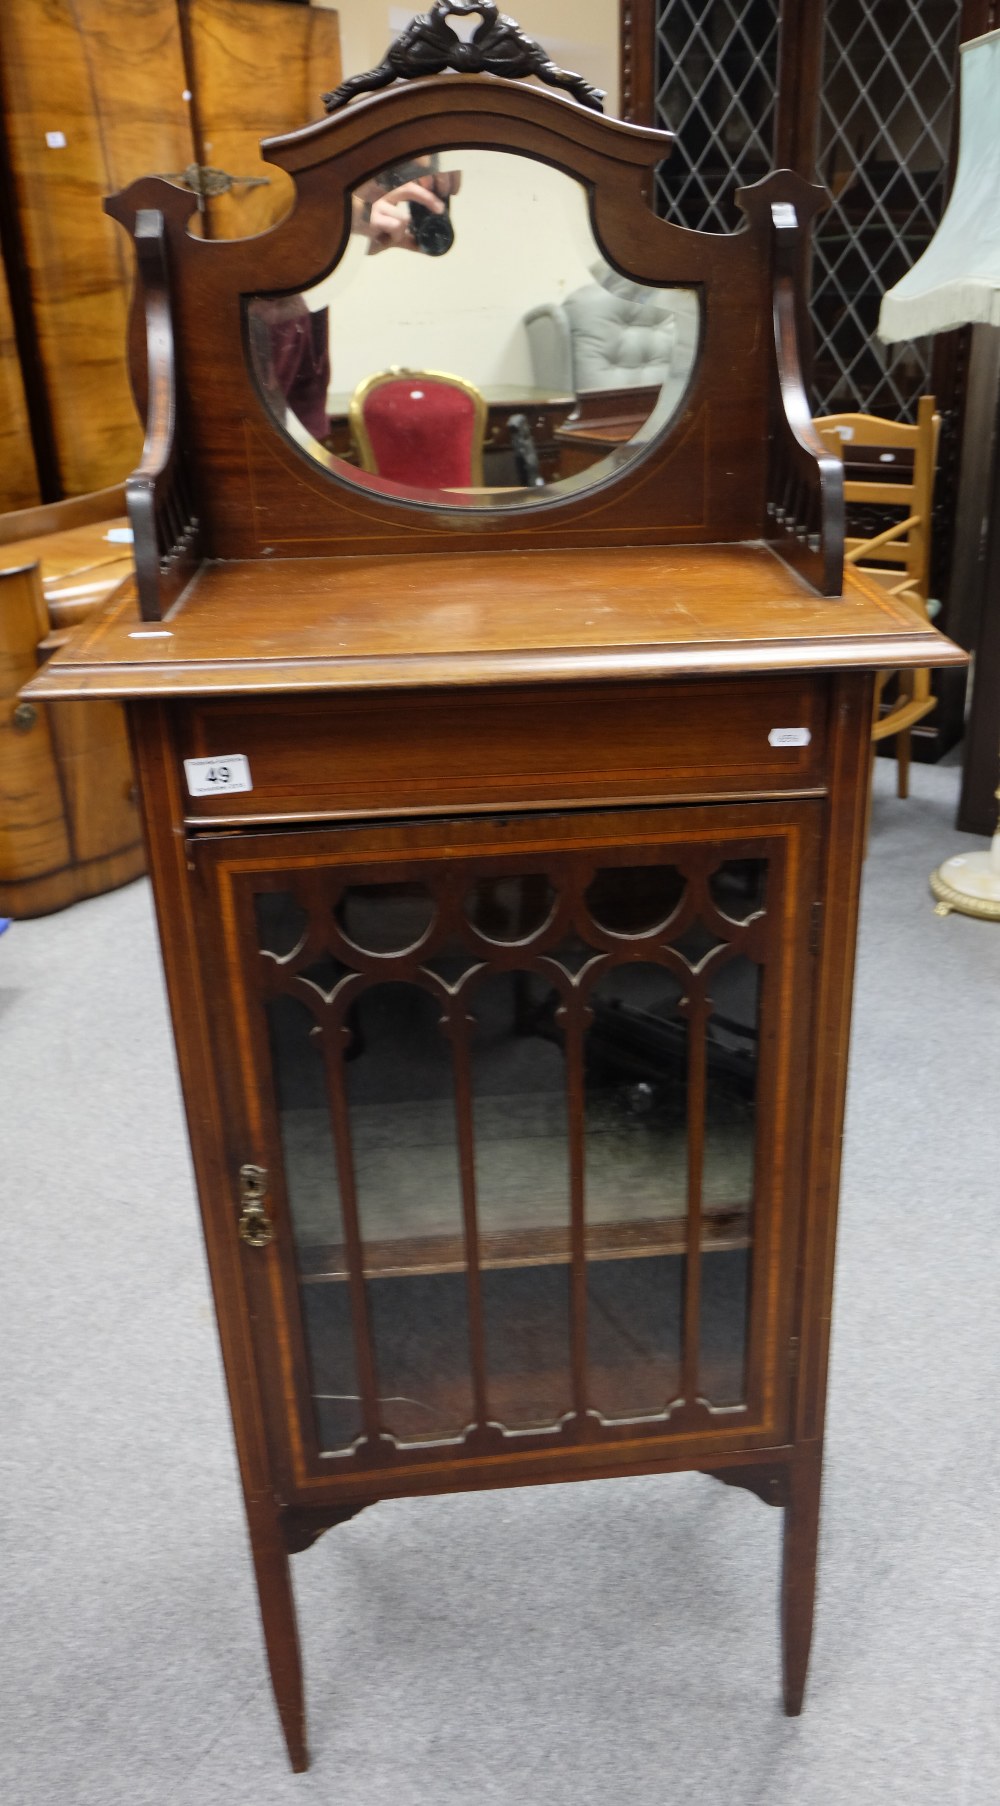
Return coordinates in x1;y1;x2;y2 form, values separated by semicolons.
781;1452;822;1716
247;1496;309;1772
130;703;310;1766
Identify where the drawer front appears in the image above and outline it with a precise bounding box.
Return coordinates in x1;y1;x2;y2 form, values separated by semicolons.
177;676;829;824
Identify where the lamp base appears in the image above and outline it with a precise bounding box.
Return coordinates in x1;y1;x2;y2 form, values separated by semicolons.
931;851;1000;919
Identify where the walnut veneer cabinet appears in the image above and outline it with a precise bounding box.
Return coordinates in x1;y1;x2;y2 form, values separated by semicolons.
25;5;965;1773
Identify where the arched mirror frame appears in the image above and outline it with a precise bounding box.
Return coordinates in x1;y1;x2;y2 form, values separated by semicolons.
106;62;842;617
245;144;705;518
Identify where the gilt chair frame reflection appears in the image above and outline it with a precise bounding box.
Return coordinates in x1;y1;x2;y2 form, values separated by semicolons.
348;365;488;488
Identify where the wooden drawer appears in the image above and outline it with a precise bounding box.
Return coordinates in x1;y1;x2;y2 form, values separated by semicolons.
175;676;830;824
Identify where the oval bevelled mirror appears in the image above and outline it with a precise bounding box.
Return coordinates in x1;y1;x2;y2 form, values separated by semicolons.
246;150;701;510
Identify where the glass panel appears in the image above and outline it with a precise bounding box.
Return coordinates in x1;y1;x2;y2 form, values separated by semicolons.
587;1258;683;1419
585;863;684;936
550;939;596;978
336;881;435;954
465;873;554;943
585;964;687;1418
471;970;572;1430
673;918;725;969
481;1267;573;1433
653;0;781;232
254;841;774;1451
265;995;341;1245
422;944;481;986
345;982;472;1443
245;149;701;508
700;953;760;1405
811;0;963;418
263;994;362;1454
302;1286;364;1455
700;1250;750;1405
255;890;307;960
299;952;350;999
708;858;767;923
703;954;759;1205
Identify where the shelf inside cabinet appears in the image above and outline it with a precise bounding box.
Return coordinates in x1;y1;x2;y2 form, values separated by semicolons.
298;1205;751;1283
305;1241;753;1450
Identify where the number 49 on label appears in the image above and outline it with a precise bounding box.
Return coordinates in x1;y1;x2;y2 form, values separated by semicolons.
184;754;254;797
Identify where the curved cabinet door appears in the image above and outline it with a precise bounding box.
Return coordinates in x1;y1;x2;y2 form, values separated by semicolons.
194;799;821;1498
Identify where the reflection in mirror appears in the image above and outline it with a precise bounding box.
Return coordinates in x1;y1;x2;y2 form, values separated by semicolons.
246;150;701;509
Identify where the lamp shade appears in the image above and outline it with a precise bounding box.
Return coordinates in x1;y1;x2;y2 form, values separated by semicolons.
878;27;1000;344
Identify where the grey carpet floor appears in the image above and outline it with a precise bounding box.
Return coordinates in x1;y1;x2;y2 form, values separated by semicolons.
2;755;999;1805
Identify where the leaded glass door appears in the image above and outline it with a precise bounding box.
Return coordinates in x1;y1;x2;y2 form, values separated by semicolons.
810;0;965;419
641;0;966;419
197;802;821;1486
651;0;783;230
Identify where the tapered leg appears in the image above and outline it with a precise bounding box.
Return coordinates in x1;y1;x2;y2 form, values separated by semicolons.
246;1497;309;1771
896;726;912;799
781;1454;822;1716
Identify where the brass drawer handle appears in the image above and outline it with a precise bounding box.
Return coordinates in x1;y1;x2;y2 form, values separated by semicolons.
238;1164;274;1248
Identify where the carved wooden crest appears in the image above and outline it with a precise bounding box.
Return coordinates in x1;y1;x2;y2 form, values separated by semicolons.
322;3;605;115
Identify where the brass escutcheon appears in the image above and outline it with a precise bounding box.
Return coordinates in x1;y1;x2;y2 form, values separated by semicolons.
238;1163;274;1248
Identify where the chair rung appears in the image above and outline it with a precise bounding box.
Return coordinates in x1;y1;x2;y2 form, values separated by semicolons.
842;481;921;507
872;697;937;740
844;514;920;563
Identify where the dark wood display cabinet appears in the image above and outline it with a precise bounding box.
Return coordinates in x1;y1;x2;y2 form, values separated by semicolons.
25;6;964;1773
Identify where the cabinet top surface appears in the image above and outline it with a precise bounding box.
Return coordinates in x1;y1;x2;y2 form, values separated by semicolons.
27;541;964;701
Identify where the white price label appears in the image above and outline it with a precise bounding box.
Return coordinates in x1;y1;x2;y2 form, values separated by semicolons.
184;754;253;797
768;727;811;748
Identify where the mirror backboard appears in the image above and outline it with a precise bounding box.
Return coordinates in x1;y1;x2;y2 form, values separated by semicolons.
247;149;700;509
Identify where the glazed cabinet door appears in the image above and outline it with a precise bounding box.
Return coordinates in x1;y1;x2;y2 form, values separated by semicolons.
194;801;822;1496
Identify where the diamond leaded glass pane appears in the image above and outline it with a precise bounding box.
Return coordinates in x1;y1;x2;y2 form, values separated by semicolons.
653;0;781;231
811;0;964;420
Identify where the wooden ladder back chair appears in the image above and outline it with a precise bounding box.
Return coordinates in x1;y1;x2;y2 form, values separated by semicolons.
814;395;940;798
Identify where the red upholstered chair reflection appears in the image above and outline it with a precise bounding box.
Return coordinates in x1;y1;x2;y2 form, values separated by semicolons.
349;368;487;489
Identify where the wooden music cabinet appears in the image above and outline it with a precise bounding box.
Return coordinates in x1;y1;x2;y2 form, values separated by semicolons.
25;7;964;1773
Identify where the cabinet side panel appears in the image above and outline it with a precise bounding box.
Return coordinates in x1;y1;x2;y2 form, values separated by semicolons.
129;698;309;1766
127;700;290;1507
794;670;873;1445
